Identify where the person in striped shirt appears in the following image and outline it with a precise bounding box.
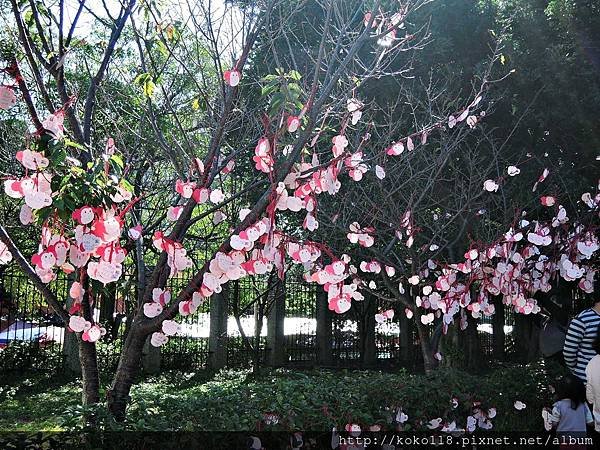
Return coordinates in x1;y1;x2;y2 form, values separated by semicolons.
564;299;600;382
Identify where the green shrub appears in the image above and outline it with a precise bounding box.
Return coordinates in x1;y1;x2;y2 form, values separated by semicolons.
0;341;63;374
0;360;567;433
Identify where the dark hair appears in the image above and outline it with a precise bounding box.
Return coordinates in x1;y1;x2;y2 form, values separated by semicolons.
555;375;587;410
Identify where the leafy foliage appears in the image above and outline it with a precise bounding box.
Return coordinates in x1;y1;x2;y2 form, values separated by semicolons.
0;341;63;375
0;362;565;432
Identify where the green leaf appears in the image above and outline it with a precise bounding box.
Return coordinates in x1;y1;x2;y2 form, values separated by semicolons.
64;139;86;151
24;9;34;25
288;83;302;94
143;79;156;98
120;178;134;193
288;70;302;81
134;73;151;84
110;154;124;169
156;40;168;58
261;83;278;97
269;95;285;114
53;198;64;210
134;72;155;98
37;207;52;223
51;147;67;166
191;97;206;111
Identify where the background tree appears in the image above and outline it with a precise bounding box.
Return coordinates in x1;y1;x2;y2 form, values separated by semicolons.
0;0;447;420
0;0;597;422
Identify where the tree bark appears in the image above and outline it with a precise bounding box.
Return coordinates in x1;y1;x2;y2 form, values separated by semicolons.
106;327;146;421
78;275;101;405
78;338;100;405
414;314;437;374
63;274;81;374
1;224;102;403
142;335;161;374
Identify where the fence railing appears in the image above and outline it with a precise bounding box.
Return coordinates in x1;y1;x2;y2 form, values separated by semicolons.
0;270;535;373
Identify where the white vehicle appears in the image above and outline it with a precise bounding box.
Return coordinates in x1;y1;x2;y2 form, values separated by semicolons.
0;320;64;349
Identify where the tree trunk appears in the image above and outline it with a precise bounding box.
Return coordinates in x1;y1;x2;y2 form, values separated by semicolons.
142;334;161;374
79;274;100;406
78;338;100;405
439;322;459;368
414;314;437;373
63;276;81;374
106;327;146;421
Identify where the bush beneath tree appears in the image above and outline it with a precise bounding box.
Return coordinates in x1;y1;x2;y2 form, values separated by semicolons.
0;361;564;433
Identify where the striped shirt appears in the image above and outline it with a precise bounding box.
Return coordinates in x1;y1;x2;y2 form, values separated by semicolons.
564;308;600;382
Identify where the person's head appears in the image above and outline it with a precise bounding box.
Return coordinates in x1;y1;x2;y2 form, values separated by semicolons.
555;374;587;409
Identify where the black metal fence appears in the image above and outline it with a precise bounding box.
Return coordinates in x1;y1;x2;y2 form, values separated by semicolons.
0;269;549;373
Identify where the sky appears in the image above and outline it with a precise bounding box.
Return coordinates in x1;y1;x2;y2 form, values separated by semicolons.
59;0;246;57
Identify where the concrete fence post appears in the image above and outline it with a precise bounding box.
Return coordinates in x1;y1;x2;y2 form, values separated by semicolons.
362;296;377;366
63;276;81;373
399;309;410;362
208;289;228;369
267;277;286;366
316;288;332;365
491;296;506;360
